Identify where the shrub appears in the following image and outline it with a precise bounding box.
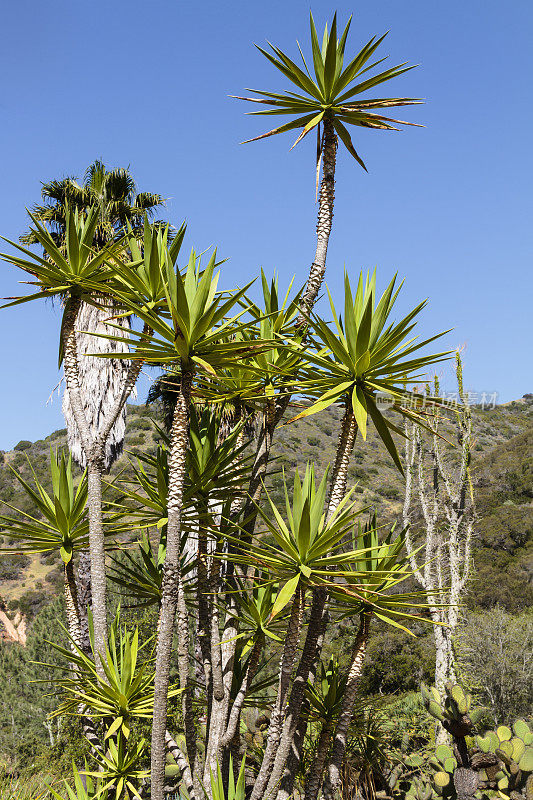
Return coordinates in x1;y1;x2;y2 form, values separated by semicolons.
13;441;32;452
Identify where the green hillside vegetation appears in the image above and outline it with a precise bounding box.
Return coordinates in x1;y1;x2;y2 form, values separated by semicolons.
1;394;531;618
0;396;531;783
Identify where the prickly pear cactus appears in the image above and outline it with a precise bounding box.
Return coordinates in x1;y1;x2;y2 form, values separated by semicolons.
473;719;533;799
421;682;484;739
421;684;533;800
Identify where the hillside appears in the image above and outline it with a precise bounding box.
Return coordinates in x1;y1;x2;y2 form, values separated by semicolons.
0;394;532;621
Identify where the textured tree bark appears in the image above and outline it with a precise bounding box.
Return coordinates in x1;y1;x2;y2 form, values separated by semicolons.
326;403;358;519
304;719;335;800
165;730;196;799
322;614;371;800
150;368;195;800
64;560;83;650
63;559;103;757
86;460;107;662
76;549;92;654
266;588;327;796
276;601;329;800
62;299;133;470
298;117;337;323
239;120;339;542
62;295;108;666
62;294;148;672
250;586;305;800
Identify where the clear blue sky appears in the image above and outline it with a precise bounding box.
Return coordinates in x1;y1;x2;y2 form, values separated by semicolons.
0;0;531;449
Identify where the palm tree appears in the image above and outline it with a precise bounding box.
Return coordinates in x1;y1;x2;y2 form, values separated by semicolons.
21;159;165;469
235;12;420;318
21;161;166;654
1;207;148;669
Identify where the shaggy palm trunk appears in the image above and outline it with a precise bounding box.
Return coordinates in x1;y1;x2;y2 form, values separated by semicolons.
62;295;146;671
321;614;371;800
62;299;132;470
250;586;306;800
150;367;195;800
63;300;133;657
62;295;108;663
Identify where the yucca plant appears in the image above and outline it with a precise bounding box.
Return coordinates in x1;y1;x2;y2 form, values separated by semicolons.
47;763;108;800
291;270;449;511
208;756;246;800
1;207;142;661
84;738;148;800
47;611;179;744
303;658;348;800
236;13;420;316
95;240;274;800
235;463;364;800
0;449;92;648
219;578;281;748
318;518;434;800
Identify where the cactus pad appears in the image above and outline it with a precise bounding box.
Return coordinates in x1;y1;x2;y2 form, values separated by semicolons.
434;771;451;788
518;747;533;773
497;726;512;743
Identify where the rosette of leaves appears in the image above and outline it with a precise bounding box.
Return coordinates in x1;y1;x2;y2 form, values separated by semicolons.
47;763;108;800
84;738;148;800
331;516;436;632
290;271;450;472
0;448;91;564
209;756;247;800
46;611;181;742
234;12;421;167
229;462;363;614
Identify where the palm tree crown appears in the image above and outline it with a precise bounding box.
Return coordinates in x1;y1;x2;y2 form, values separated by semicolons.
21;159;165;248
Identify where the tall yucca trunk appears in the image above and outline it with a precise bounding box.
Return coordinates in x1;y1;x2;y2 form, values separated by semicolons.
242;120;339;539
327;401;358;519
75;549;92;654
151;368;196;800
321;613;371;800
275;601;328;800
268;408;357;799
266;588;327;797
64;560;83;650
304;718;335;800
299;117;337;321
266;406;356;800
250;586;306;800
